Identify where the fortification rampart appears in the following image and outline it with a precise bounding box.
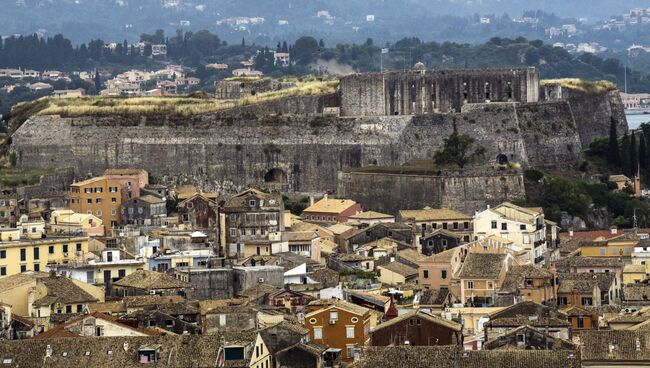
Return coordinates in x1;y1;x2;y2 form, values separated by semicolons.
337;170;525;215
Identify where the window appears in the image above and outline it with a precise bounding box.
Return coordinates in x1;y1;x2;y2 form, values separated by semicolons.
96;210;102;217
558;297;567;306
487;281;493;289
34;264;40;272
138;207;144;214
63;244;68;253
118;269;126;278
501;223;507;231
577;317;585;328
520;224;526;230
20;265;26;272
346;326;355;339
95;187;103;193
111;197;117;203
491;221;497;229
219;314;226;326
86;198;92;204
442;222;448;229
463;222;469;229
229;228;236;237
0;250;5;259
441;239;448;247
76;304;83;313
600;248;606;255
314;327;323;339
423;270;429;279
20;248;26;262
611;248;618;255
441;270;447;279
111;209;116;216
581;297;593;306
249;200;256;207
128;208;134;215
329;311;338;321
224;347;244;361
467;281;474;289
65;305;72;313
0;267;6;276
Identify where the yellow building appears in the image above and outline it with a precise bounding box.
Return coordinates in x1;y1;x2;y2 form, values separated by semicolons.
49;209;104;237
0;272;104;331
68;176;123;233
623;264;648;284
580;232;638;258
0;236;89;277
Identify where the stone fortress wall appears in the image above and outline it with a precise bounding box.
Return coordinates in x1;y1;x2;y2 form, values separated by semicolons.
10;67;627;213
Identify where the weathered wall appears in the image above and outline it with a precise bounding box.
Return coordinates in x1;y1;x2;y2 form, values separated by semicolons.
541;84;628;146
11;98;580;194
214;79;295;100
337;171;526;215
339;67;539;116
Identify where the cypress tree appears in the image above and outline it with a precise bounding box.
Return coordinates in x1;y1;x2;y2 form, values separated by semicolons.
94;69;101;94
621;132;631;177
607;117;621;168
631;131;638;177
639;133;648;171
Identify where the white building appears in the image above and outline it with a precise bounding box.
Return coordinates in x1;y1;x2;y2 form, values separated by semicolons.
473;202;552;265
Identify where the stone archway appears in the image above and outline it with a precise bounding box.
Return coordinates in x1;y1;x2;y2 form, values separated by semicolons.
496;154;509;165
264;168;287;184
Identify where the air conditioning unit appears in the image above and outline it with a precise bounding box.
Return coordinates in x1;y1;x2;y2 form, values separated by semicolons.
329;320;336;325
63;252;68;257
76;251;82;256
149;290;157;295
258;277;265;283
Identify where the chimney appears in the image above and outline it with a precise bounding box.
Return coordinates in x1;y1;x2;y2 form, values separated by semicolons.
610;226;618;235
568;228;574;237
27;287;36;317
309;196;314;207
323;193;328;200
487;204;490;209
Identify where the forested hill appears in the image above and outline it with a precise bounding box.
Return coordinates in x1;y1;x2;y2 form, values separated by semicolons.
1;33;650;93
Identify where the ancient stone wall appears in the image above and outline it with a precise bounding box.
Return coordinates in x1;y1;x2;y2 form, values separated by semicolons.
10;98;581;194
339;67;539;116
337;170;525;215
214;78;295;100
541;84;628;146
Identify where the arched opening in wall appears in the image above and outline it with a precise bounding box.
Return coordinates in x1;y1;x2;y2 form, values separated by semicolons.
484;82;491;101
264;168;287;184
507;82;513;100
496;154;509;165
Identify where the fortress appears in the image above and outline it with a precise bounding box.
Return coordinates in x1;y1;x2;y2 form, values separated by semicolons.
10;67;627;213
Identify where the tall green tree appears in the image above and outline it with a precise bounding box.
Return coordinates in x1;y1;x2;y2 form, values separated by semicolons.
607;117;621;168
640;133;648;172
433;123;486;169
621;132;632;177
631;131;639;176
94;69;101;94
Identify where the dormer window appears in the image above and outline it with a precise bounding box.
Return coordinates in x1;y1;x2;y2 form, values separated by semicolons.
224;346;245;361
249;200;256;207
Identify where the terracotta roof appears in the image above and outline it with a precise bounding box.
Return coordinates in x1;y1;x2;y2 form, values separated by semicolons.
307;268;339;288
113;270;190;290
339;254;374;262
559;230;624;241
494;202;543;217
396;248;426;263
0;334;251;367
348;211;394;220
378;261;418;278
0;271;49;292
457;253;507;279
327;223;354;235
303;197;358;214
558;273;615;294
306;299;370;317
623;283;650;302
33;276;99;306
126;195;165;205
486;301;570;328
286;231;319;242
399;208;472;222
103;169;146;176
372;309;462;332
123;295;185;307
624;264;647;274
555;256;623;269
355;346;580;368
421;228;463;240
581;330;650;362
501;265;554;293
222;188;279;208
33;312;158;339
483;325;576;351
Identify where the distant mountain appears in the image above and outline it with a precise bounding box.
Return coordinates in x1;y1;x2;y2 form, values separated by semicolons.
3;0;648;45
